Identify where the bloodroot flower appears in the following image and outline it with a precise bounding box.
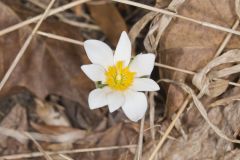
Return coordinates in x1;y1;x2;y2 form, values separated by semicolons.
81;31;160;122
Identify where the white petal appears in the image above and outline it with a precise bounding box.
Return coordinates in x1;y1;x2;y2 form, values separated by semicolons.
107;91;125;112
88;87;110;109
84;40;114;68
81;64;105;82
114;31;131;66
131;78;160;91
122;91;147;122
129;53;155;77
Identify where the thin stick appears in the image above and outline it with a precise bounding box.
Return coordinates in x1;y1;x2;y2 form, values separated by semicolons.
154;63;195;75
149;95;191;160
149;92;157;141
0;0;56;91
37;31;84;46
35;30;240;88
0;145;136;160
24;132;53;160
112;0;240;36
135;115;145;160
214;19;240;57
0;0;91;36
154;63;240;87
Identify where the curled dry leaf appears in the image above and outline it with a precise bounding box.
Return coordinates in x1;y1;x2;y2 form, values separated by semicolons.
192;49;240;97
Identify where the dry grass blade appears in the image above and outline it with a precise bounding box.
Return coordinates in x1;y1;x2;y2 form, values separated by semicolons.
36;30;240;91
113;0;240;36
236;0;240;18
28;0;100;30
0;0;90;36
0;145;137;160
149;94;191;160
0;126;86;143
24;132;53;160
37;31;84;46
149;92;157;142
135;115;145;160
36;31;240;90
155;62;240;88
155;63;195;75
214;19;240;58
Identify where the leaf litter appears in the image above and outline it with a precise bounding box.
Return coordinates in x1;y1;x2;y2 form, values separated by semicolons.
0;0;240;160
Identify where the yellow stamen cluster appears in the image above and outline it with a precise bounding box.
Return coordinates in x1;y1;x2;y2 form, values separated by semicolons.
105;61;135;91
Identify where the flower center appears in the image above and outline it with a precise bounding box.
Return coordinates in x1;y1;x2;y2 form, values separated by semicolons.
105;61;135;91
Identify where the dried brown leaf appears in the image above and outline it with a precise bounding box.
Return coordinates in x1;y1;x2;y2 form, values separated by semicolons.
157;0;240;116
88;2;127;46
0;2;93;107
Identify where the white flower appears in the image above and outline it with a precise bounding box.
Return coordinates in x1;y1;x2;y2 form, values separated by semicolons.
81;31;160;122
